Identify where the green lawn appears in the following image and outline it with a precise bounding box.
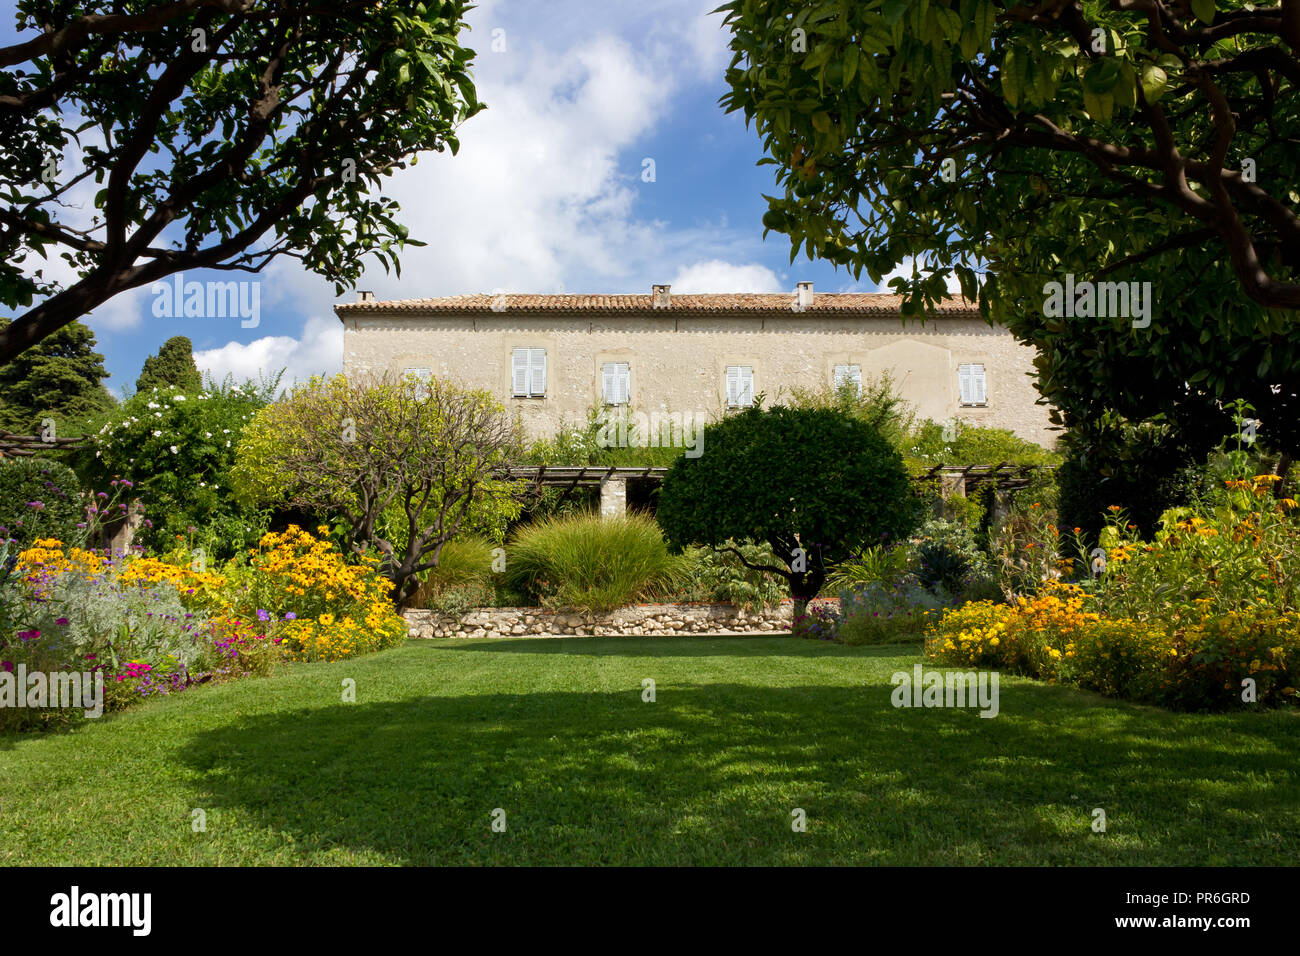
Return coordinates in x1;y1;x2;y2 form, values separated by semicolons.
1;636;1296;865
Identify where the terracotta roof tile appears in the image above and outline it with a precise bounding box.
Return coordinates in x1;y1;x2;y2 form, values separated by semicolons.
334;292;979;317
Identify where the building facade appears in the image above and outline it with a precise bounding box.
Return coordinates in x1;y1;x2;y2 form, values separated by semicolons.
335;284;1056;448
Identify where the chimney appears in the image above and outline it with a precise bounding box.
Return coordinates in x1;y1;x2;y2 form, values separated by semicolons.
795;281;814;311
652;284;671;309
357;290;375;303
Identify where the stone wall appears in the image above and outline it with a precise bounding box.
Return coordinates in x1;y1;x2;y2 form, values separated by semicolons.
342;308;1056;448
403;599;840;639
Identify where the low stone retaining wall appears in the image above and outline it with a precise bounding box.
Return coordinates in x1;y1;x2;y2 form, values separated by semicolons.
403;599;839;639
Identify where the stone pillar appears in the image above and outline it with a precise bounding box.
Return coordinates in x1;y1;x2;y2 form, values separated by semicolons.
106;499;145;556
935;472;965;518
599;476;627;518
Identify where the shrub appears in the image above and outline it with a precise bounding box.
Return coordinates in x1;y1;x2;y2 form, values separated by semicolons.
673;541;787;611
411;536;498;609
1085;473;1300;621
1056;417;1209;544
826;543;911;592
0;458;82;550
77;378;272;558
905;418;1060;468
505;512;684;612
837;577;950;645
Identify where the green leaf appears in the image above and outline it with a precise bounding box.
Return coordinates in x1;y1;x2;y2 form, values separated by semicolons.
844;44;860;86
1001;48;1028;109
883;0;910;25
1191;0;1214;24
1082;87;1114;122
1139;63;1168;102
934;6;963;44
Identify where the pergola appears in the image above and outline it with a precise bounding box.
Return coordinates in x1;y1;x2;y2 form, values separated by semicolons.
502;462;1055;517
0;430;84;458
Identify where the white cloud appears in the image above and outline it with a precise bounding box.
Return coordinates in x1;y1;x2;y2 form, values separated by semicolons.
876;256;964;295
344;1;737;301
193;315;341;390
668;259;782;293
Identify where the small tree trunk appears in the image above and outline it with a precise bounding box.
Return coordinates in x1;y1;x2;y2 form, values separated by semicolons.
789;569;825;619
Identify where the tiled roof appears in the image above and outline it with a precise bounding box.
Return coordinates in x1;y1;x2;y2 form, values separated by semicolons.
334;292;979;317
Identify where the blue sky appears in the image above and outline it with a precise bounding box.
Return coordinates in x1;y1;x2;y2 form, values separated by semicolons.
10;0;918;393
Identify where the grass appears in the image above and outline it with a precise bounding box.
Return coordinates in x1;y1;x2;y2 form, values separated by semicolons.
0;636;1296;865
504;512;683;610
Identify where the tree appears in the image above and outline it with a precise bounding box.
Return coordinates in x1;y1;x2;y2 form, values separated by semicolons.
135;336;202;395
716;0;1300;459
230;374;524;606
0;0;483;364
655;404;922;612
0;317;112;434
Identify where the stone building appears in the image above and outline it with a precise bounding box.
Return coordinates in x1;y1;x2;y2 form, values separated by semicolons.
335;283;1055;448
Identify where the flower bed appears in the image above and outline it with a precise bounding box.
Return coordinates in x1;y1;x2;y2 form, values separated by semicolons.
926;469;1300;711
2;525;408;730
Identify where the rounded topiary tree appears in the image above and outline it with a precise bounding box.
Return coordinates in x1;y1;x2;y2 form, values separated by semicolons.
0;457;82;549
656;404;921;613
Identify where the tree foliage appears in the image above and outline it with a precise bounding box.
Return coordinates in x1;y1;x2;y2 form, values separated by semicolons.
717;0;1300;458
231;374;524;605
135;336;202;395
656;404;922;608
0;0;483;363
0;316;112;434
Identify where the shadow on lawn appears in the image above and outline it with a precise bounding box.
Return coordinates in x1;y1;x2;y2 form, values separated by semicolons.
180;674;1300;865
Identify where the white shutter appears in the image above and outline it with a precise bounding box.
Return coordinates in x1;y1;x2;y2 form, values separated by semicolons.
970;364;986;404
958;364;986;405
738;366;754;406
616;363;630;404
602;363;618;404
725;366;740;407
529;348;546;397
511;349;529;397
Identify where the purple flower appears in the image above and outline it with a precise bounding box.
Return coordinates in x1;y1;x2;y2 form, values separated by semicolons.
26;501;44;511
16;629;40;641
0;661;11;673
284;612;297;620
55;617;69;626
256;609;270;622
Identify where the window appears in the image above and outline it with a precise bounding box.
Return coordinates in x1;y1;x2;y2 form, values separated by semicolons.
511;348;547;398
601;362;630;405
958;363;987;406
725;365;755;408
832;364;862;397
402;367;432;381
